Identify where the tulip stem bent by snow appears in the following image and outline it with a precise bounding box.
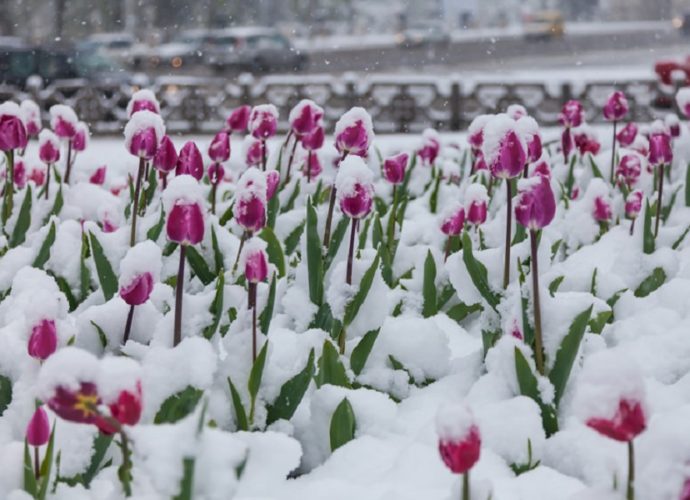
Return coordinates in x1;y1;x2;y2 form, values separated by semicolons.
654;164;664;238
64;140;73;184
232;232;248;275
627;440;635;500
173;245;186;347
129;158;146;247
346;218;357;286
462;471;470;500
530;229;545;375
2;149;14;224
123;304;135;346
503;180;513;290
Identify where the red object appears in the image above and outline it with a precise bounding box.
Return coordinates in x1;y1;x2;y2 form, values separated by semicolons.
654;57;690;86
438;425;482;474
587;399;646;442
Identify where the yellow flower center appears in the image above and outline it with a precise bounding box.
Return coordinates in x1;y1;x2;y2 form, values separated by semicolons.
73;392;99;416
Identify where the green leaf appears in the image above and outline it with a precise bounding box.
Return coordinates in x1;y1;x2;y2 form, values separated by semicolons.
43;185;63;225
80;232;92;301
284;221;305;256
24;440;38;496
429;175;442;213
88;232;118;301
49;272;78;311
634;267;666;298
564;153;577;198
329;398;356;452
324;215;351;271
422;250;437;318
90;321;108;349
461;231;500;311
227;377;248;431
32;221;56;269
163;241;178;257
10;184;32;247
672;225;690;250
589;310;612;334
589;267;598;296
280;180;301;214
350;329;380;376
549;306;592;405
37;423;56;500
446;302;482;323
315;340;350;388
154;386;204;424
343;251;380;326
548;276;564;297
259;227;286;278
512;221;527;245
248;342;269;401
266;190;280;229
357;217;371;250
259;274;277;334
219;202;234;226
266;349;315;425
371;213;384;249
203;272;225;339
643;199;655;255
173;458;195;500
210;227;224;275
185;246;214;286
306;199;323;306
550;239;563;262
663;185;681;222
514;347;559;436
0;375;11;416
81;433;114;487
143;164;158;207
310;302;334;331
588;156;604;179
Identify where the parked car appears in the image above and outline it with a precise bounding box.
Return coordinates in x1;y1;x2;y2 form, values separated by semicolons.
395;20;451;49
204;27;308;73
523;11;565;40
79;32;146;67
138;30;214;71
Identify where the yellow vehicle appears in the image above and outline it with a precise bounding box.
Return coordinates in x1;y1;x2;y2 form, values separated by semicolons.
523;11;565;40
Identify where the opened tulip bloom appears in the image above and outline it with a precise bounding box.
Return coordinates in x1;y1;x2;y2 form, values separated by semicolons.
616;154;641;190
436;403;481;500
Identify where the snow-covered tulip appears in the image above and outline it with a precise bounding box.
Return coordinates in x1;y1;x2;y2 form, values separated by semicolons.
0;102;28;222
666;114;681;138
208;162;225;215
465;184;488;227
47;382;100;424
72;121;89;152
235;168;267;234
226;104;251;133
120;273;154;307
302;126;325;182
96;384;143;434
241;238;269;361
482;115;526;289
176;141;203;180
418;129;441;166
517;115;542;166
266;170;280;201
20;100;41;137
167;202;205;246
289;99;324;137
126;89;160;117
245;138;264;167
574;128;601;156
440;203;465;261
334;107;374;158
559;100;584;128
617;122;638;147
515;174;555;374
26;406;50;447
594;196;612;224
676;87;690;119
49;104;78;140
38;129;60;164
436;403;481;500
506;103;527;120
208;131;231;163
28;166;45;187
383;152;408;185
303;151;322;182
626;190;643;234
28;319;58;361
603;91;629;183
90;166;106;185
616;155;641;190
153;135;177;189
13;159;26;189
249;104;278;170
649;132;673;238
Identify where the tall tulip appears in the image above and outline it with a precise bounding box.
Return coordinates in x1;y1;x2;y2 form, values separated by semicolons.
49;104;78;184
38;129;60;200
119;241;161;344
126;89;160;117
436;403;481;500
286;99;323;182
248;104;278;171
383;152;408;246
648;132;673;238
0;101;28;223
208;131;230;214
26;406;50;479
603;91;629;183
241;238;269;361
153;135;178;189
301;125;324;183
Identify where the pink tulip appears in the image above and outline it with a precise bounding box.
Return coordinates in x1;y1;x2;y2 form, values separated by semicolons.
27;319;57;360
303;151;322;180
666;114;681;138
468;115;490;152
531;159;551;178
436;404;481;475
489;129;526;179
127;89;160;117
603;91;629;122
0;104;28;151
574;129;601;156
208;131;231;163
289;99;324;136
28;167;45;186
679;478;690;500
249;104;278;140
102;217;117;233
336;158;375;220
335;107;374;157
340;182;374;219
48;382;100;424
561;129;573;163
587;399;646;442
593;196;612;222
418;129;441;166
167;202;205;245
244;246;269;283
49;105;78;139
466;198;487;226
383;152;408;185
266;170;280;200
153;135;178;173
26;406;50;447
440;205;466;236
20;100;41;137
72;122;89;152
124;111;165;161
13;159;26;188
245;139;264;167
208;163;225;185
625;190;643;219
616;155;641;188
90;166;106;185
226;105;251;133
617;122;638;147
38;130;60;164
96;383;143;434
120;272;154;306
301;125;325;151
559;100;584;128
515;175;556;230
648;132;673;166
507;104;527;120
176;141;204;180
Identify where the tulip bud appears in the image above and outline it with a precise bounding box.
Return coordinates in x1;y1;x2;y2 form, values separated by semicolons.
574;127;601;156
72;121;89;152
126;89;160;117
266;170;280;200
506;104;527;120
0;102;28;151
208;163;225;185
436;403;481;475
153;135;178;173
648;132;673;166
20;100;41;137
235;167;267;232
616;122;638;147
603;90;629;121
383;152;408;185
38;129;60;164
249;104;278;140
593;196;612;222
90;166;106;185
303;151;322;179
120;272;154;306
245;138;264;167
561;129;573;162
226;105;251;133
468;115;490;152
440;204;466;236
176;141;204;180
482;115;526;179
517;116;542;163
26;406;51;447
208;131;231;163
559;100;584;128
109;384;143;426
14;159;26;188
335;156;374;219
289;99;324;137
465;184;488;226
625;190;643;219
616;154;641;188
301;125;325;151
29;167;45;186
28;319;58;360
49;104;78;139
242;238;269;283
666;114;681;138
335;107;374;157
531;159;551;178
418;129;440;166
515;175;556;230
124;111;165;160
167;202;205;245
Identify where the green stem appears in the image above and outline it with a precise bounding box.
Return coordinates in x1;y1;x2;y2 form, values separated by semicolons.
118;431;132;497
45;162;51;200
387;184;397;251
610;120;617;185
173;245;186;347
129;157;145;247
64;140;73;184
232;231;248;274
2;149;14;224
249;282;257;362
503;179;513;289
462;470;470;500
627;440;635;500
530;229;545;375
346;217;356;285
323;151;348;248
655;163;664;238
285;136;299;184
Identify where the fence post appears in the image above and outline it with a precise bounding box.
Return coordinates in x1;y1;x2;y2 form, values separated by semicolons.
560;82;573;105
450;80;461;131
239;73;253;105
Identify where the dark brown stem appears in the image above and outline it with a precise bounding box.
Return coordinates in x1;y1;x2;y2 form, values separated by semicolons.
503;179;513;289
173;245;186;347
630;217;636;236
323;151;348;248
161;171;168;189
211;182;217;215
34;446;40;480
444;237;451;262
462;470;470;500
64;140;73;184
610;120;617;184
45;163;51;200
129;157;145;247
346;217;356;285
627;440;635;500
249;282;257;362
530;229;545;375
261;139;267;171
387;184;397;250
122;304;135;345
285;136;299;184
307;150;312;183
2;150;14;224
523;163;529;178
655;163;664;238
